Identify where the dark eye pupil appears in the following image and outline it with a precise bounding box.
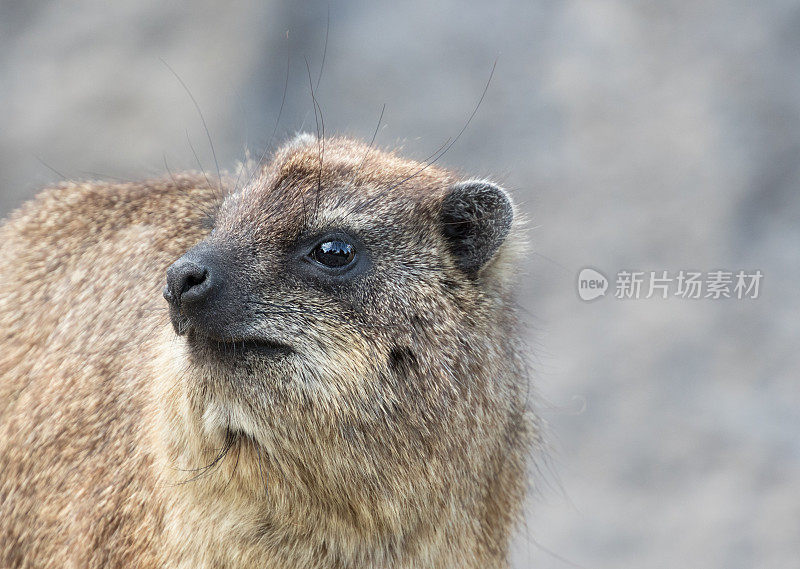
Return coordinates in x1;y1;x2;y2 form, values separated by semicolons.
311;240;355;268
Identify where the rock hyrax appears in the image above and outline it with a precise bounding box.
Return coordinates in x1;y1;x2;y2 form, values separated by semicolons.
0;134;536;568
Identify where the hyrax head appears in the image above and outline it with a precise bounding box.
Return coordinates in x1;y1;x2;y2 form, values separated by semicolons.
161;134;523;523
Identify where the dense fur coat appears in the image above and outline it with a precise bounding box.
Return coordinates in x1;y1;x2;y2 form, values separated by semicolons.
0;136;535;568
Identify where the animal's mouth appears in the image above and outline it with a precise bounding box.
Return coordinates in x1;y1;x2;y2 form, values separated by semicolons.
186;329;294;358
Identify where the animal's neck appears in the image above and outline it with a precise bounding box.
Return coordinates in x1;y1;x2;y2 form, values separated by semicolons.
147;328;513;569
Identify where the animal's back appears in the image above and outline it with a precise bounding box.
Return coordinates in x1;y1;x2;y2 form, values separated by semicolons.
0;176;217;567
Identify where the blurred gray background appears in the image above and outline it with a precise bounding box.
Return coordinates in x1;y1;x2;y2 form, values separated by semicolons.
1;1;798;567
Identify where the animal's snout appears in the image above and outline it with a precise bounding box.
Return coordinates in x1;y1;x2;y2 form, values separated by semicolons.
163;242;243;338
164;258;211;310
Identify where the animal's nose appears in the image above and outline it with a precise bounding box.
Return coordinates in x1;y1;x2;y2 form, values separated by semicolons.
164;258;212;310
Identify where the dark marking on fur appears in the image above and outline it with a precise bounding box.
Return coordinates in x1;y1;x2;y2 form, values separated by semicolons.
388;346;418;376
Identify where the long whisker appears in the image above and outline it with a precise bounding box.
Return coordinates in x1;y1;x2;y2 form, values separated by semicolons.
316;6;330;90
349;103;386;188
161;58;223;201
174;429;237;485
186;130;216;195
384;59;497;192
246;32;292;193
34;155;67;180
163;154;217;224
304;56;325;222
351;59;497;214
348;136;451;213
221;436;242;493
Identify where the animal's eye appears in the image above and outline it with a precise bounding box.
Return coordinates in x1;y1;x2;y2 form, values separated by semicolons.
309;240;356;268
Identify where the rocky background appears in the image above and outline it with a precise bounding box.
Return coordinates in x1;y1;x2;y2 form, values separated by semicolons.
1;1;798;567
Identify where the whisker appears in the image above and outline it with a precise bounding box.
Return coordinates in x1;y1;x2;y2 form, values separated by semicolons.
349;103;386;188
161;58;223;201
315;5;330;91
349;137;451;214
246;32;291;193
390;58;497;188
186;130;215;194
221;435;242;493
162;154;217;224
174;429;237;485
34;155;67;180
304;56;325;222
352;59;497;213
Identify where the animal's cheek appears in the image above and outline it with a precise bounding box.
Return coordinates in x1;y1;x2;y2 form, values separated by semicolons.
293;325;381;394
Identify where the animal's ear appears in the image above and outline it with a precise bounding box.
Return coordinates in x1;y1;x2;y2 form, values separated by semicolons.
439;180;513;275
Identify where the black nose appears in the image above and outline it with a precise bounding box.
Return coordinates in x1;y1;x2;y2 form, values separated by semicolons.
164;258;212;310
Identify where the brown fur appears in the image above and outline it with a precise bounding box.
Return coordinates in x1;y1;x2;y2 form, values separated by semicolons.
0;135;536;568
